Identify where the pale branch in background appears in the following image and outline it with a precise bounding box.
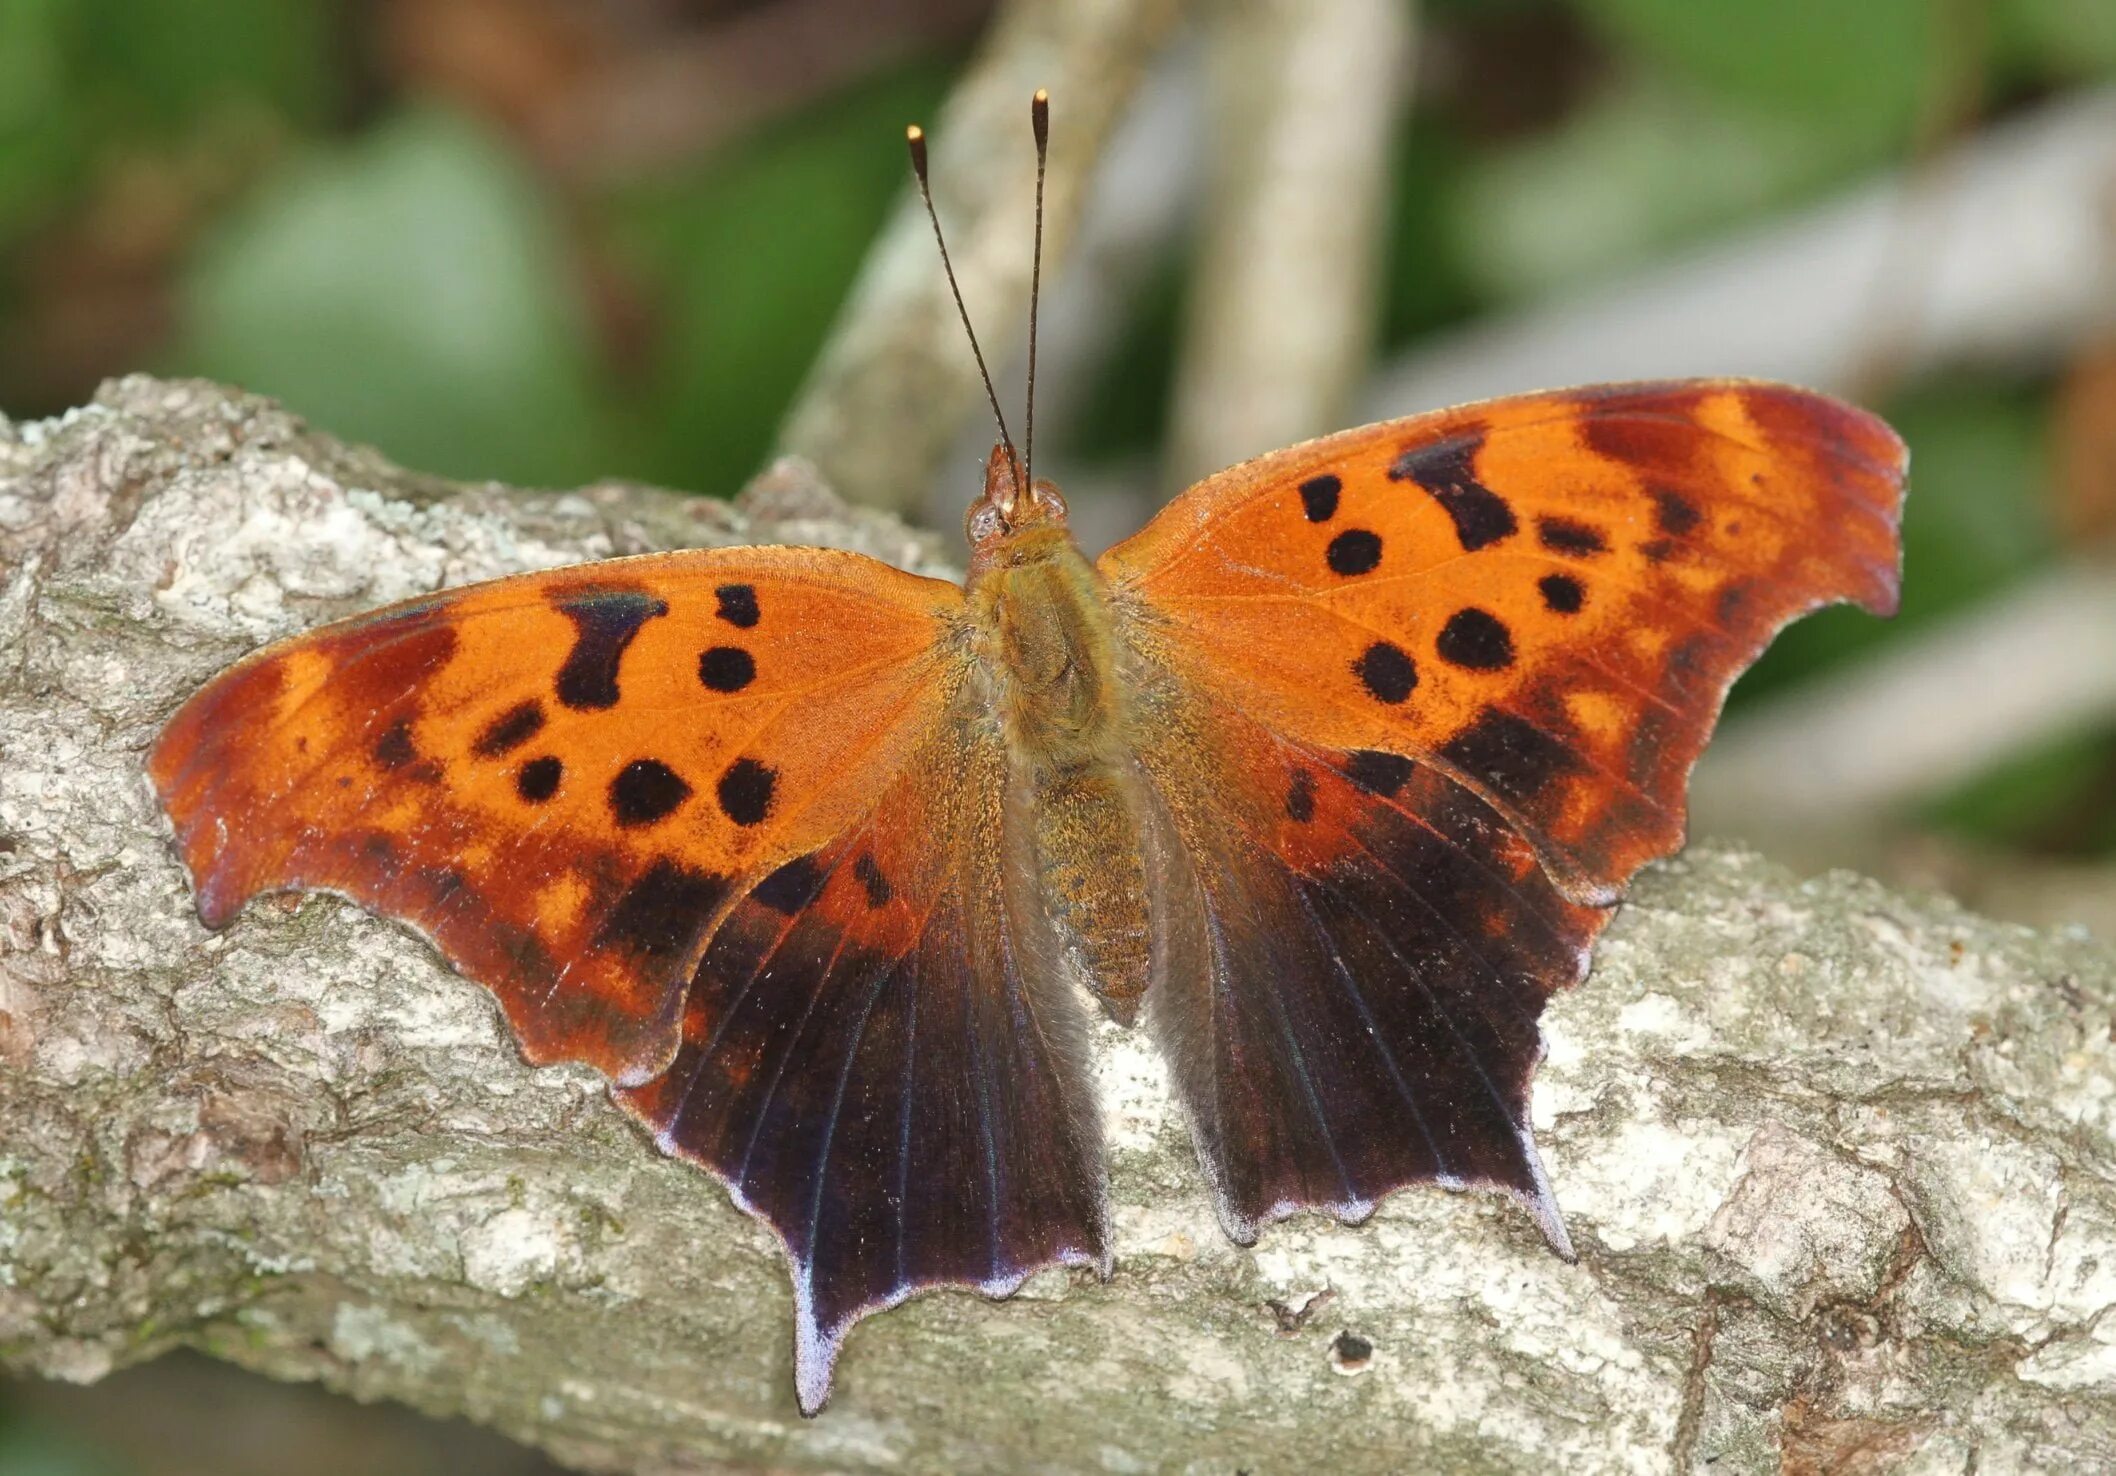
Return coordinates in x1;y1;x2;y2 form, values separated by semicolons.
1163;0;1412;488
773;0;1189;516
1;379;2114;1474
1359;85;2116;416
1690;562;2116;849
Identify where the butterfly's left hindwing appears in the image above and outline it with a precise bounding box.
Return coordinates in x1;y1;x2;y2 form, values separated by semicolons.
1106;380;1906;1245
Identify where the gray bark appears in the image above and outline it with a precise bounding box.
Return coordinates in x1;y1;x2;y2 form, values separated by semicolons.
2;377;2113;1474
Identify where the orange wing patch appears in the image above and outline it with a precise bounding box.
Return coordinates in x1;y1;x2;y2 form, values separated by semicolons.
150;547;962;1084
1103;380;1906;901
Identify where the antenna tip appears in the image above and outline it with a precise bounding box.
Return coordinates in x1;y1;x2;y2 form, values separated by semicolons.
905;124;928;178
1031;90;1049;146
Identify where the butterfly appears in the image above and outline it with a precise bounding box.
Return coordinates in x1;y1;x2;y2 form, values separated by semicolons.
147;97;1907;1415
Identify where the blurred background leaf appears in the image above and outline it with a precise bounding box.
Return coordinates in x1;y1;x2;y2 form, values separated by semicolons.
184;107;608;486
606;61;950;491
1573;0;1951;146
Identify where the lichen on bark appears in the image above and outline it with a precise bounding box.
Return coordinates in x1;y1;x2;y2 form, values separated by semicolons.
2;377;2113;1474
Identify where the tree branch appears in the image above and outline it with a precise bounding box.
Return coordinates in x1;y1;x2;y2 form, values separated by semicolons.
1360;84;2116;418
773;0;1191;516
4;379;2115;1473
1163;0;1412;487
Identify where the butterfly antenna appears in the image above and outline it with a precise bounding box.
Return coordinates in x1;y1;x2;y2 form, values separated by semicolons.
1024;89;1049;497
906;123;1019;497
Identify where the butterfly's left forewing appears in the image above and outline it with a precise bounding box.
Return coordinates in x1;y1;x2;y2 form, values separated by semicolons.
1104;379;1905;1244
151;548;956;1084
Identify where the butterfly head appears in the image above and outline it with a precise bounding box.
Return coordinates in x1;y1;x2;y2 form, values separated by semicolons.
915;93;1070;575
966;441;1070;567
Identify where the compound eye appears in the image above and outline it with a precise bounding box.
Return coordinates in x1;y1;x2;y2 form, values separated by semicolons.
1030;482;1068;519
965;502;1006;544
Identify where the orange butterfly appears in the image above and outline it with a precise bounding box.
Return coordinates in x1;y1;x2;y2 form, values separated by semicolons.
148;98;1906;1415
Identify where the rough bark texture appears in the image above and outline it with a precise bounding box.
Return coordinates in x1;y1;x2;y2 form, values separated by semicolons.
2;378;2113;1474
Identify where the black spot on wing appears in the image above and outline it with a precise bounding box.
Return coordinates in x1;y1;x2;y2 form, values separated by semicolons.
1285;769;1317;823
1437;608;1515;670
517;755;563;802
610;758;691;828
373;720;416;770
474;700;546;757
698;645;756;693
1299;474;1341;523
1326;529;1383;576
1389;432;1517;551
715;584;760;629
853;853;893;908
1650;486;1702;536
596;859;731;965
753;855;825;915
1536;517;1607;557
1538;574;1584;614
1353;642;1418;704
1440;709;1585;811
1343;749;1415;797
556;590;669;711
718;757;777;826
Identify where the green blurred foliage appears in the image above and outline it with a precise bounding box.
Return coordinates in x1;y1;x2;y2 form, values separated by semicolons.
1996;0;2116;82
1068;251;1186;465
1457;0;2116;297
0;0;328;239
605;63;951;492
176;64;947;495
1574;0;1951;146
185;108;610;487
0;1417;127;1476
1927;724;2116;857
1444;73;1872;297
